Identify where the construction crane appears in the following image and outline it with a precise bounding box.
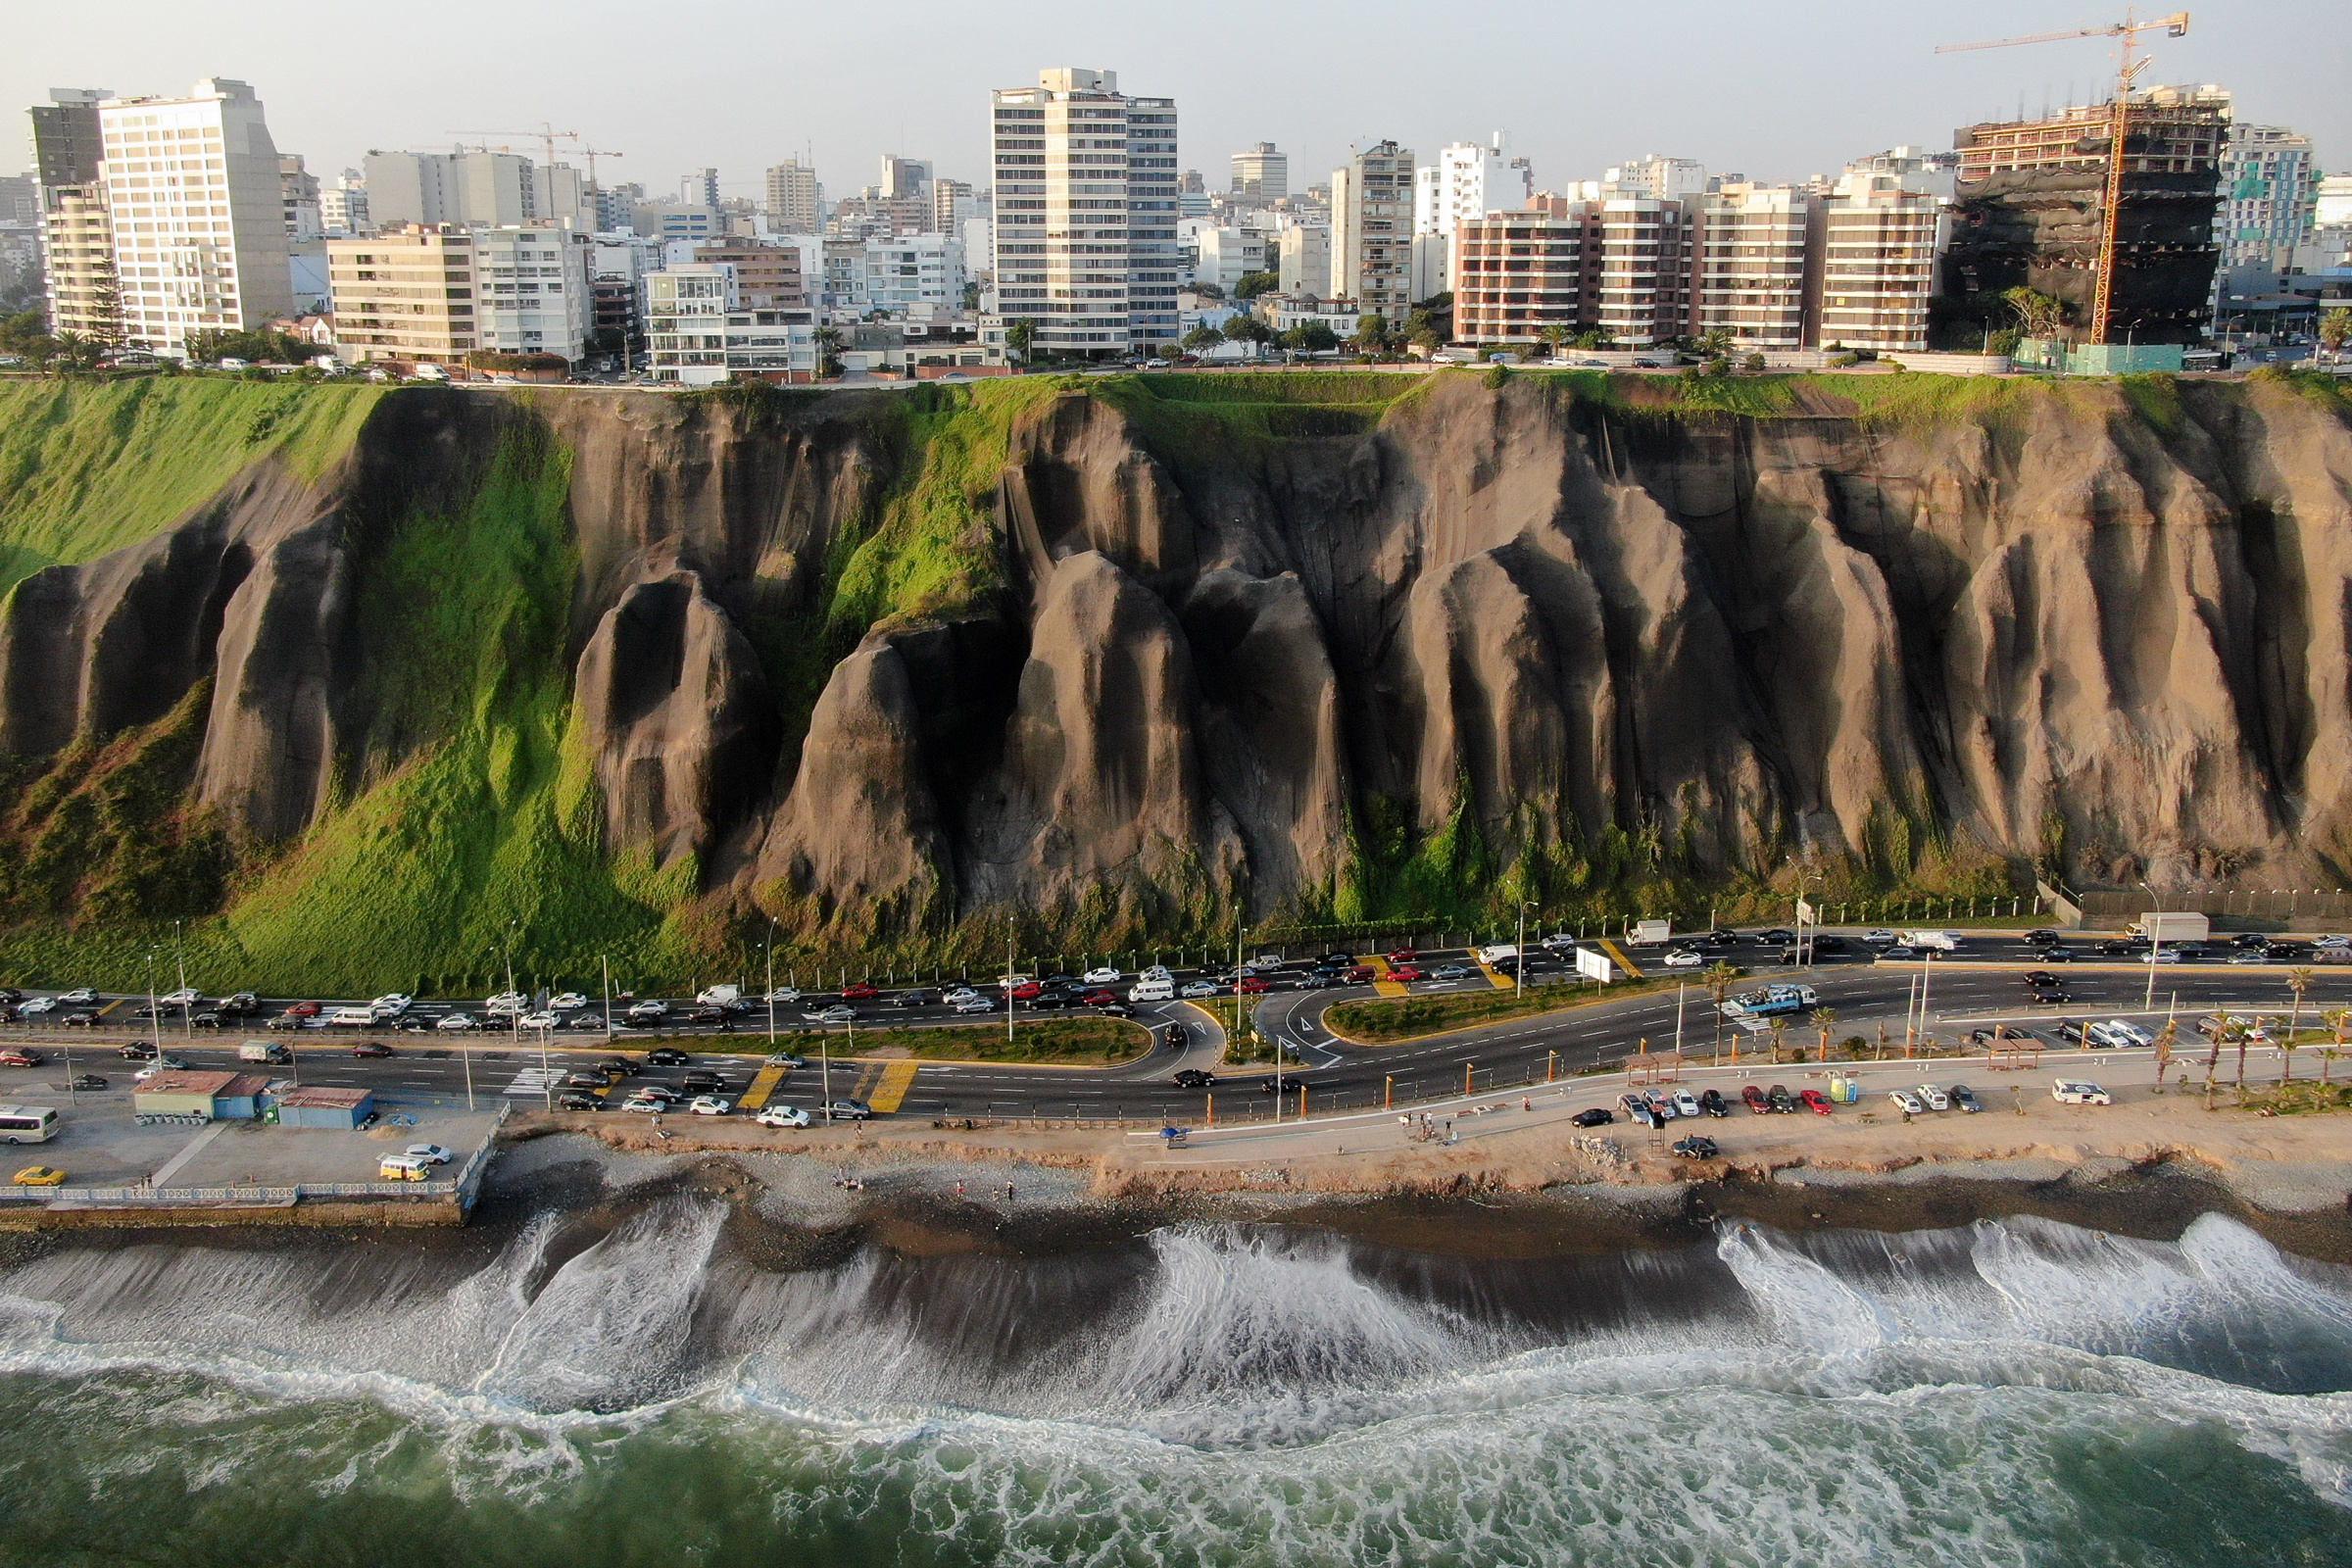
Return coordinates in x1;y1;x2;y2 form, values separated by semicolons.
1937;9;2190;344
445;123;580;169
573;146;623;190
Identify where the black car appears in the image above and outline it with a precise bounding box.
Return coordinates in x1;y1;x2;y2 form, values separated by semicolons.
2097;940;2139;956
1671;1135;1720;1159
2266;944;2310;960
1571;1106;1615;1127
1025;994;1069;1011
1699;930;1740;947
2039;948;2077;962
2024;930;2061;945
597;1057;637;1076
190;1010;226;1029
685;1006;734;1027
0;989;21;1004
1811;935;1848;955
894;991;931;1008
2021;970;2058;987
68;1073;108;1092
62;1012;98;1027
646;1047;692;1067
557;1091;602;1111
1698;1089;1730;1118
1757;928;1795;943
679;1072;727;1095
2055;1020;2091;1044
1173;1069;1217;1088
2233;932;2271;949
1766;1084;1796;1113
2031;987;2072;1004
1097;1003;1136;1018
564;1070;610;1089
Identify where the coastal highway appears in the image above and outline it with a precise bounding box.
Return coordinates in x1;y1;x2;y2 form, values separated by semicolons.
10;930;2352;1126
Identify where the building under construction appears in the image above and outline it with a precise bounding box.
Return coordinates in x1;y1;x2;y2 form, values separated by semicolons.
1942;84;2230;343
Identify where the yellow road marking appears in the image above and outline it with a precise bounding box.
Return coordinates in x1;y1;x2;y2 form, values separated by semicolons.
1475;961;1512;991
1367;956;1411;999
868;1060;919;1113
849;1061;883;1102
1598;939;1643;980
738;1062;787;1110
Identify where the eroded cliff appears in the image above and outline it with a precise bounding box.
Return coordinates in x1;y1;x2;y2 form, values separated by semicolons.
0;368;2345;990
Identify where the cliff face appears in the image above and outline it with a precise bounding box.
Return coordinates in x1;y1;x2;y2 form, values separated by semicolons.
0;370;2346;988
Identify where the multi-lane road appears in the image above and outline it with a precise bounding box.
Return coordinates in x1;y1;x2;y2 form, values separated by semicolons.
8;930;2350;1127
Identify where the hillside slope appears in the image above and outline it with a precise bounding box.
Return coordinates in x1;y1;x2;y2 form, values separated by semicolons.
0;369;2344;993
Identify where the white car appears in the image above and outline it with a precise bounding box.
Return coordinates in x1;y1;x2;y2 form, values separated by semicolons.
997;974;1033;992
1672;1090;1701;1119
689;1095;732;1116
404;1144;454;1164
941;986;979;1004
57;989;98;1004
954;997;998;1014
1179;980;1218;998
162;988;203;1005
133;1064;164;1083
1140;965;1172;982
1662;950;1703;969
1251;954;1285;969
20;998;56;1015
550;992;588;1010
516;1011;560;1030
1915;1084;1950;1112
2053;1079;2112;1105
1081;967;1122;986
371;994;413;1013
762;1052;806;1068
756;1104;810;1128
626;1001;669;1022
2318;935;2350;950
435;1012;476;1032
620;1097;667;1113
1887;1089;1926;1114
2090;1019;2155;1049
694;986;741;1005
1862;930;1898;946
803;1005;856;1024
766;987;803;1004
484;992;526;1014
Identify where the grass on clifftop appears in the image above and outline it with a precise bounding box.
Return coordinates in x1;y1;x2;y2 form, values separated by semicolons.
767;1014;1151;1064
1092;371;1416;464
0;377;384;596
1326;975;1675;1044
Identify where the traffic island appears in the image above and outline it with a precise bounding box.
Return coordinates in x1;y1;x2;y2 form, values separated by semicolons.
1324;976;1678;1044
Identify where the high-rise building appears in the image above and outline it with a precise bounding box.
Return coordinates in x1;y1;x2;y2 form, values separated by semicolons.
764;159;819;231
29;87;115;340
989;66;1180;360
1412;134;1531;295
1331;139;1415;327
931;177;977;235
690;238;806;309
681;168;719;209
365;149;540;228
647;263;731;383
1231;141;1288;199
326;224;477;365
318;168;368;235
1276;223;1330;296
469;226;591;362
96;78;294;351
1451;208;1587;345
1591;198;1692;347
279;154;321;240
1691;183;1818;351
2214;123;2317;271
1604;155;1708;203
1944;84;2229;343
1816;170;1944;352
876;156;932;200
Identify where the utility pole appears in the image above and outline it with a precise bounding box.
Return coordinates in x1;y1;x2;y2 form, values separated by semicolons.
2140;878;2162;1009
1515;901;1530;998
765;919;777;1053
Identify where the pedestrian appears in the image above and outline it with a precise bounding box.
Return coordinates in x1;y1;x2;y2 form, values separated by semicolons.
1005;1180;1015;1201
1523;1097;1532;1112
955;1179;964;1199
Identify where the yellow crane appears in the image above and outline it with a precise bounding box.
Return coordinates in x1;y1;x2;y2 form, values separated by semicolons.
573;146;624;190
1936;9;2191;344
445;123;581;170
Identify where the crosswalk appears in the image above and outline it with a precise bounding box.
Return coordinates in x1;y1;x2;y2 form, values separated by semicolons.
1365;957;1411;999
503;1067;567;1097
868;1060;919;1112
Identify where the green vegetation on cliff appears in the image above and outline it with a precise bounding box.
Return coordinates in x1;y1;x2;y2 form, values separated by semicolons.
0;378;383;596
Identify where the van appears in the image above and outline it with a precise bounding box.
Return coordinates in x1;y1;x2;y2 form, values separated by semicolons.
321;1005;376;1027
237;1041;292;1064
1129;977;1175;1003
412;364;450;383
1477;944;1522;965
0;1104;59;1145
377;1153;432;1181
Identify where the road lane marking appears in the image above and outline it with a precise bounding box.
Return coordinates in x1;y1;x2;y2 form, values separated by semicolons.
1475;960;1512;991
868;1060;919;1113
738;1062;788;1110
1598;939;1644;980
1366;956;1411;999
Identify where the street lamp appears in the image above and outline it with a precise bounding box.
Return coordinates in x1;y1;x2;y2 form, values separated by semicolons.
173;918;190;1039
2139;879;2162;1010
1515;901;1534;998
765;917;778;1053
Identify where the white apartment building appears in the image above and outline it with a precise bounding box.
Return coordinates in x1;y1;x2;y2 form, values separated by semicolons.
863;233;965;311
471;227;591;362
1815;170;1944;352
1232;141;1288;199
990;67;1182;360
97;78;294;352
1193;225;1265;290
279;155;321;240
1692;184;1817;351
1604;155;1708;202
366;150;534;228
1331;140;1415;326
327;225;477;366
648;263;733;384
318;169;368;235
1451;209;1586;345
2215;124;2318;271
1277;223;1330;296
1412;132;1533;292
1255;292;1360;337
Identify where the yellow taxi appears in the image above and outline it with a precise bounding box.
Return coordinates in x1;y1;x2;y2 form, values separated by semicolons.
13;1165;67;1187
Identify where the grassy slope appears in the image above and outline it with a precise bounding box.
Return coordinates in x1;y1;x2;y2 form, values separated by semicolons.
0;377;384;596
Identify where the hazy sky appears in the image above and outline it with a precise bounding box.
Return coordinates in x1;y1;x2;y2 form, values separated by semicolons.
11;0;2343;200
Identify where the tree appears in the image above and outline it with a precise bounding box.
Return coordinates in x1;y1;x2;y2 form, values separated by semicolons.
1182;323;1225;352
812;325;844;379
1351;313;1389;354
1813;1004;1838;1062
1766;1015;1789;1064
1154;341;1183;363
1694;326;1736;361
1233;271;1280;300
2321;307;2351;361
1703;960;1741;1062
1295;320;1339;354
1573;330;1610;351
2326;1008;2352;1085
2284;966;2314;1080
2002;286;2068;341
1003;320;1034;365
2153;1017;2177;1089
87;259;126;349
1223;315;1274;352
1743;353;1766;372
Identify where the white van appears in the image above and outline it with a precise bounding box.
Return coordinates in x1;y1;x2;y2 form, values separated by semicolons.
1129;977;1175;1003
0;1104;59;1145
321;1005;376;1027
1477;944;1522;965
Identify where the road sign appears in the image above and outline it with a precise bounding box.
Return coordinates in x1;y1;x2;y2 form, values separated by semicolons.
1796;900;1817;924
1576;947;1616;984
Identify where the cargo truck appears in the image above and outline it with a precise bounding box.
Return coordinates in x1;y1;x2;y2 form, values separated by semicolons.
1631;919;1672;946
2133;912;2210;945
1719;984;1819;1019
1897;930;1964;952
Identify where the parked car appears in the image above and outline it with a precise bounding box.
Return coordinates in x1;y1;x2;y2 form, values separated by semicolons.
1916;1083;1950;1112
689;1096;733;1116
1670;1136;1719;1159
1741;1085;1770;1113
1766;1085;1797;1114
1672;1090;1701;1119
13;1166;67;1187
1887;1088;1926;1114
1572;1106;1615;1127
1949;1084;1982;1113
1620;1094;1656;1127
1698;1089;1730;1118
827;1099;873;1121
1799;1089;1832;1115
2053;1079;2112;1105
756;1105;811;1129
404;1144;454;1165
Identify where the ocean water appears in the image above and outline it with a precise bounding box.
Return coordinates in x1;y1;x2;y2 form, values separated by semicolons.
3;1204;2351;1566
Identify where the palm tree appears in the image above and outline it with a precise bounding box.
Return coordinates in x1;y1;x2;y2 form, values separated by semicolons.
1813;1004;1838;1063
1703;961;1741;1062
2284;967;2314;1081
1767;1015;1789;1064
2323;1008;2351;1085
2153;1018;2177;1089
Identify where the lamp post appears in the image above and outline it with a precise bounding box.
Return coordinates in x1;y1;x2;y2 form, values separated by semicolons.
765;918;778;1053
2139;879;2161;1010
173;918;190;1039
1514;901;1533;998
146;948;161;1057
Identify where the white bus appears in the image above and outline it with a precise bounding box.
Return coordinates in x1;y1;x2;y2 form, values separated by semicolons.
0;1104;60;1144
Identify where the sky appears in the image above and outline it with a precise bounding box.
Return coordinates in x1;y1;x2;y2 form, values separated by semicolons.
10;0;2344;200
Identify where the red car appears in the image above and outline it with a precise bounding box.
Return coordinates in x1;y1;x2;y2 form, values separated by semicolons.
1344;965;1377;984
0;1049;40;1067
351;1042;394;1058
1800;1089;1832;1115
1008;982;1043;1001
283;1001;322;1017
841;983;881;1001
1082;989;1119;1005
1236;976;1270;994
1741;1084;1770;1113
1387;948;1420;963
1387;964;1424;982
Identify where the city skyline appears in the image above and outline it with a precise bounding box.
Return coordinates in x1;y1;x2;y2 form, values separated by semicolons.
8;0;2344;210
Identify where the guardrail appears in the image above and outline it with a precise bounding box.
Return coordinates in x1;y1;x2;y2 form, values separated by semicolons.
17;1178;460;1203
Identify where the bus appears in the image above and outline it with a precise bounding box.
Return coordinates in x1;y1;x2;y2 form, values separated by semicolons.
0;1104;60;1144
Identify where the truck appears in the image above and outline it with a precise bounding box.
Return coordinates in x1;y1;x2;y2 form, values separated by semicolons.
1720;984;1819;1019
1631;919;1673;947
237;1041;292;1064
2134;911;2210;945
1898;930;1964;952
